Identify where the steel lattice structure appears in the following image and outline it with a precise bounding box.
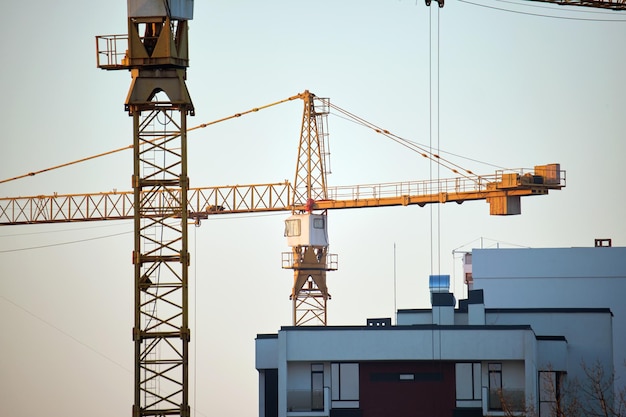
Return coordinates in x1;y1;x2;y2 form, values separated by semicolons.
97;2;195;416
132;107;191;417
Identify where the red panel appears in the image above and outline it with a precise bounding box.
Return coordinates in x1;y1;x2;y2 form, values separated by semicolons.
359;361;455;417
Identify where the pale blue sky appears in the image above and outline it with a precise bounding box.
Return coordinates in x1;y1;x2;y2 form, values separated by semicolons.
1;1;625;416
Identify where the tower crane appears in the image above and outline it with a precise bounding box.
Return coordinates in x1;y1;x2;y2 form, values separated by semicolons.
0;1;567;417
0;88;565;417
426;0;626;11
0;90;565;328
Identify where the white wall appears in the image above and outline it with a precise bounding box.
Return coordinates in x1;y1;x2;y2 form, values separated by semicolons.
256;336;279;369
281;327;536;362
472;247;625;391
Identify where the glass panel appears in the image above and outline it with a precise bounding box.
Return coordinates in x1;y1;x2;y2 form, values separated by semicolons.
473;363;482;399
284;219;301;237
312;363;324;372
456;363;473;400
331;363;340;401
312;372;324;410
489;363;502;410
339;363;359;400
313;217;325;229
489;363;502;372
539;372;556;402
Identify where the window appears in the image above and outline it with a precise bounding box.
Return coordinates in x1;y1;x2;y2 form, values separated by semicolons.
456;362;481;401
284;218;301;237
488;363;503;410
313;217;325;229
539;371;561;417
311;363;324;411
331;363;359;408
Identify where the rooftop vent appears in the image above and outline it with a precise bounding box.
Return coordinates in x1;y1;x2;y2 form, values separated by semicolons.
367;318;392;327
429;274;450;293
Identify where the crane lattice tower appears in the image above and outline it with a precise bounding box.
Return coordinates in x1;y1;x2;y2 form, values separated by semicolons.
97;1;194;416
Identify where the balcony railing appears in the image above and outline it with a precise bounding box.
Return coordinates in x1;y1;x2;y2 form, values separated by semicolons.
483;387;526;415
287;387;330;416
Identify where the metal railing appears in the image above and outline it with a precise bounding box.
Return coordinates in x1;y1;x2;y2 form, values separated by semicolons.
95;34;129;69
281;252;338;271
287;388;330;414
326;175;493;202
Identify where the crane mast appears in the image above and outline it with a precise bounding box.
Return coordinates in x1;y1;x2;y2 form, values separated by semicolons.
284;91;337;326
97;1;194;416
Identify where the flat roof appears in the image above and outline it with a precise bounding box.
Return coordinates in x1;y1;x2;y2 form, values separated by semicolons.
397;307;613;316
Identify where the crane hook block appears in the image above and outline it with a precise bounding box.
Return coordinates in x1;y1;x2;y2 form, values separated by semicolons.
425;0;445;7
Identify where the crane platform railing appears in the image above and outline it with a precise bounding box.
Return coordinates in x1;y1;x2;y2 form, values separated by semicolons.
324;166;564;205
326;175;492;202
95;34;129;70
0;166;565;225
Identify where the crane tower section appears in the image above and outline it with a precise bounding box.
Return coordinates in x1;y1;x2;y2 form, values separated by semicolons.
283;91;338;326
97;1;194;416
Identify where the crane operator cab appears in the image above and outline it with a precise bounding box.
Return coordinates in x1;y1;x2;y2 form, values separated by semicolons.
284;213;329;248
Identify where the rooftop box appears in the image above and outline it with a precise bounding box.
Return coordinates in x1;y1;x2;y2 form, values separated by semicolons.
128;0;194;20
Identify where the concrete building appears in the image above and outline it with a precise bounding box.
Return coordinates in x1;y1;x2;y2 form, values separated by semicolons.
467;243;626;394
255;244;622;417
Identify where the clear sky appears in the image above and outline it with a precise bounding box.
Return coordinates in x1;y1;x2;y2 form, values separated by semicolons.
1;1;625;416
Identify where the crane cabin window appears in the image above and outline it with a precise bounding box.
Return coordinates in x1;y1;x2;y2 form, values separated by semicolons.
284;218;301;237
313;217;325;229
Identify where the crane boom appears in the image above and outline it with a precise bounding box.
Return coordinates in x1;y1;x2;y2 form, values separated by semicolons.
0;167;564;226
524;0;626;9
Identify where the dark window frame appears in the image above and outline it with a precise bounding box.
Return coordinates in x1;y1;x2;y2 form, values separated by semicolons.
488;363;503;411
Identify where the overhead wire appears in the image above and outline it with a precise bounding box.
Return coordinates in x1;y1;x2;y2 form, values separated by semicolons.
0;221;132;238
0;294;131;373
0;230;132;253
430;9;444;413
0;214;283;252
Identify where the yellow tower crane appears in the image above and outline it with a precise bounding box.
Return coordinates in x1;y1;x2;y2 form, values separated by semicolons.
0;3;569;416
426;0;626;11
0;88;565;329
0;88;565;416
96;1;194;416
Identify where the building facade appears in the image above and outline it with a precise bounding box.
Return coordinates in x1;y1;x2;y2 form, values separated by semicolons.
256;288;614;417
256;245;626;417
468;244;626;394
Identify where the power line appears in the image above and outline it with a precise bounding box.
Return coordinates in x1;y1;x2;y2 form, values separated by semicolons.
0;294;131;373
0;230;132;253
0;221;132;238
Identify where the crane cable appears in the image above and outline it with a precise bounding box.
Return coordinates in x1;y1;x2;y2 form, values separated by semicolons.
429;2;442;278
1;90;483;187
0;93;303;186
328;102;481;183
